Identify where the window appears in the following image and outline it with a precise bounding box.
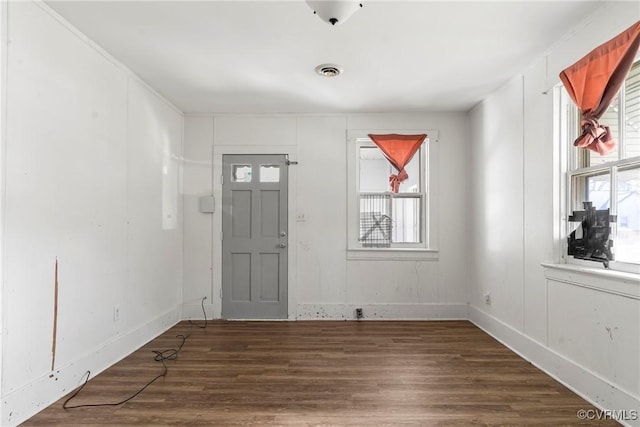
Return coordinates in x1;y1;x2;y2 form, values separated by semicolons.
559;60;640;272
259;164;280;182
347;130;438;258
231;164;252;182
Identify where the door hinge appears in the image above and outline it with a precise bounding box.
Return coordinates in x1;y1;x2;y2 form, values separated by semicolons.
285;159;298;166
220;231;223;241
221;174;224;185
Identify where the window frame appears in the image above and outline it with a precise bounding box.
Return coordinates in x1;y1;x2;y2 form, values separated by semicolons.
556;59;640;274
346;129;439;260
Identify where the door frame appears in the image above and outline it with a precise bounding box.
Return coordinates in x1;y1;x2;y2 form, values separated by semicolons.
212;145;298;319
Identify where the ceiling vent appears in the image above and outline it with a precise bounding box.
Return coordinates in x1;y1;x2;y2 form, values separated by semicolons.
315;64;342;77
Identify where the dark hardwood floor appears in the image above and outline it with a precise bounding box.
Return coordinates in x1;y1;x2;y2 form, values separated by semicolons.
23;320;616;426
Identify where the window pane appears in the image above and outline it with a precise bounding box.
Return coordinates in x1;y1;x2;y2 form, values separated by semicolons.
359;194;391;247
359;147;389;192
398;150;421;193
568;172;613;264
616;166;640;264
359;146;421;193
392;196;421;243
586;172;611;210
571;172;610;212
589;93;620;166
625;62;640;159
259;164;279;182
231;165;252;182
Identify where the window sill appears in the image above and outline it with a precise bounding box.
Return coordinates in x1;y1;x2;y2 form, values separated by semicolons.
347;248;439;261
541;262;640;300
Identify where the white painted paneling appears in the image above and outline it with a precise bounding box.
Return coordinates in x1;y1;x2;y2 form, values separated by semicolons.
182;116;213;310
469;75;525;330
183;112;470;320
125;78;183;326
548;280;639;398
346;113;468;309
347;114;445;132
0;2;7;413
4;0;128;393
435;114;469;304
214;116;297;146
2;3;183;424
346;261;440;303
522;58;554;343
296;116;348;304
468;2;640;420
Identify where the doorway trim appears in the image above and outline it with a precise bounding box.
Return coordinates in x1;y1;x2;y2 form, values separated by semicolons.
212;144;298;320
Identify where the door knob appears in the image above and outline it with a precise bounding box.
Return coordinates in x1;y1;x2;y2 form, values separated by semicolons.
278;243;287;248
280;231;287;237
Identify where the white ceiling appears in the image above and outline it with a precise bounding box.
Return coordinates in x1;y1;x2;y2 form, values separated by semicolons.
45;0;604;114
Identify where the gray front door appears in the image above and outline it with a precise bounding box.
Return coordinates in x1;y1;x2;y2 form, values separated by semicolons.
221;154;288;319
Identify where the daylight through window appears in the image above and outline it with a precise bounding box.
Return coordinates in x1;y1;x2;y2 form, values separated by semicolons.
563;60;640;269
357;140;425;248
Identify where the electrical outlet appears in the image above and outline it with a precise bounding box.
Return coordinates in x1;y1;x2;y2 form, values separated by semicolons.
483;292;491;305
113;305;120;321
356;308;363;319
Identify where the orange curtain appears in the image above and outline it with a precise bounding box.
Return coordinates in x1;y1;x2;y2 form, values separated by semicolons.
559;21;640;155
368;134;427;193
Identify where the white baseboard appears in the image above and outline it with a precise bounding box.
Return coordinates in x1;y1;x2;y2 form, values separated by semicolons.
468;305;640;427
296;303;468;320
2;306;181;427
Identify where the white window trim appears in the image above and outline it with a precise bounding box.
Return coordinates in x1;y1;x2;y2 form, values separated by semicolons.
346;129;439;260
553;86;640;276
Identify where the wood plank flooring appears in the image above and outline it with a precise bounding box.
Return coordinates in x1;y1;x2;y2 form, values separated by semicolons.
24;320;616;426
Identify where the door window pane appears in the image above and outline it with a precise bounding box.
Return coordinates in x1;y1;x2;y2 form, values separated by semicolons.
260;164;280;182
232;165;252;182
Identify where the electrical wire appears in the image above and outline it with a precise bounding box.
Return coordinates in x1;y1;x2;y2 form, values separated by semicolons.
63;296;208;410
63;350;171;409
188;296;208;329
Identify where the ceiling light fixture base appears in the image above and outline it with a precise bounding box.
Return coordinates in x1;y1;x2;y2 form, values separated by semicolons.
306;1;363;26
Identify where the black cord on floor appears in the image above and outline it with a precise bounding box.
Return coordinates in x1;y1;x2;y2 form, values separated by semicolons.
63;347;172;409
188;296;208;329
63;297;208;410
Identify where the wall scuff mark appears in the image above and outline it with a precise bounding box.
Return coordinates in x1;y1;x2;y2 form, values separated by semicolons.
605;326;618;341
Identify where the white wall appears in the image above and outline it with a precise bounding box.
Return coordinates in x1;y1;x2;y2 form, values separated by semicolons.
182;113;469;320
182;117;214;311
468;2;640;423
3;0;638;425
0;2;183;425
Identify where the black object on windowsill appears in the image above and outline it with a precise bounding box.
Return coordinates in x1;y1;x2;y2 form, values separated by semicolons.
567;201;616;268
